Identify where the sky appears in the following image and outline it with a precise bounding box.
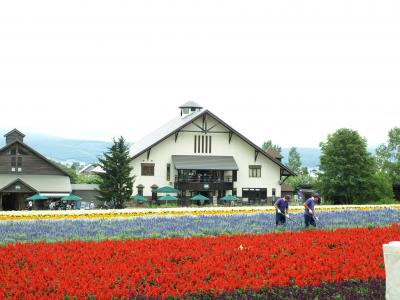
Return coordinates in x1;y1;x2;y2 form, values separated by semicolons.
0;0;399;148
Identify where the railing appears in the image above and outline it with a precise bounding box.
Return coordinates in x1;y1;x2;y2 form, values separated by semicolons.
175;175;233;183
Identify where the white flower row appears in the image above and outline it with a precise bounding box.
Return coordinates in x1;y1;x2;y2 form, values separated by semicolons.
0;204;399;217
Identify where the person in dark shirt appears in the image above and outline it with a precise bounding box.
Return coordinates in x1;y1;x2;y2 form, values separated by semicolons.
304;193;321;228
274;194;290;226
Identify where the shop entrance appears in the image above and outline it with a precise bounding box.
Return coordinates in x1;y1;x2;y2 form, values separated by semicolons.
2;193;19;211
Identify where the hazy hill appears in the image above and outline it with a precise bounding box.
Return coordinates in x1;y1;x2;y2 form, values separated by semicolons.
281;148;321;169
0;132;113;164
0;132;376;167
281;146;377;169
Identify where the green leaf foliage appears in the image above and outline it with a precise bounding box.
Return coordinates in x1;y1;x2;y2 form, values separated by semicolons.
319;128;376;204
375;127;400;184
96;136;135;209
261;140;282;154
288;147;302;174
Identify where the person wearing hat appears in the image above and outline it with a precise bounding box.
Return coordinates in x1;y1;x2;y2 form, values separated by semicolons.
274;194;290;226
304;193;321;227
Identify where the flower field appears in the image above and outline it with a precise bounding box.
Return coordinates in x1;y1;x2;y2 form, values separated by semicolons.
0;208;399;243
0;225;399;299
0;206;399;299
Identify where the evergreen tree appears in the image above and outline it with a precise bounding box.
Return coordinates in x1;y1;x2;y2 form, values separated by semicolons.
319;128;375;204
288;147;302;174
97;137;134;209
262;140;282;154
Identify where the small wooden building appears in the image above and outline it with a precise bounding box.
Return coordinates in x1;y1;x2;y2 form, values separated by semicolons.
0;129;72;210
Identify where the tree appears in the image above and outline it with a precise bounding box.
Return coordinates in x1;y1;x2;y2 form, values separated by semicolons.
262;140;282;154
96;137;134;209
368;172;394;202
319;128;375;204
52;160;79;183
375;127;400;184
286;173;318;190
288;147;302;174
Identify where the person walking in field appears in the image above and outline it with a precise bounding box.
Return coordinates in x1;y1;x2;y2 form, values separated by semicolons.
304;193;321;228
274;194;290;226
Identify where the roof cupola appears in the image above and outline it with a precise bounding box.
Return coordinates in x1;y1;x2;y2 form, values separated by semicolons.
4;129;25;145
179;101;203;118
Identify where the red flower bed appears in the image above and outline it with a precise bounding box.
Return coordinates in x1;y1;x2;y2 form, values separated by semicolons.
0;225;399;299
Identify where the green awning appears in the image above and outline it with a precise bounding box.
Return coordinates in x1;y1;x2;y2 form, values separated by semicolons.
220;195;239;201
191;194;209;201
154;186;180;193
61;194;82;201
27;193;48;201
159;194;178;201
131;194;147;201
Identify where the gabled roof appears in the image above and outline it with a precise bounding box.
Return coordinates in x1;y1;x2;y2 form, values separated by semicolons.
0;178;37;193
179;101;203;109
130;108;206;158
265;147;283;159
130;109;295;175
4;128;25;138
0;140;71;177
0;175;71;193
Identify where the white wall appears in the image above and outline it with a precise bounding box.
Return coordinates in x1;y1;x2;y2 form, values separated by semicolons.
131;113;282;197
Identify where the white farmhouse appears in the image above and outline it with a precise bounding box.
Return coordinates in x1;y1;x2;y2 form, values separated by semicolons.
130;102;295;204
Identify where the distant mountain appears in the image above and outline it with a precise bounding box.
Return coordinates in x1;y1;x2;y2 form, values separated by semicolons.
0;131;377;167
0;132;113;164
281;148;321;169
281;146;377;169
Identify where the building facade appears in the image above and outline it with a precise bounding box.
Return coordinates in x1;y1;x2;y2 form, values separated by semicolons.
0;129;72;210
130;102;295;203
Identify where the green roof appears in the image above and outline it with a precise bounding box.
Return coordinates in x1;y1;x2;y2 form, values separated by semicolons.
131;194;147;201
159;194;178;201
220;195;239;201
191;194;209;201
61;194;82;201
154;186;180;193
27;193;48;201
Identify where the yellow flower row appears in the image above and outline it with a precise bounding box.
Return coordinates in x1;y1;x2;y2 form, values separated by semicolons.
0;204;399;221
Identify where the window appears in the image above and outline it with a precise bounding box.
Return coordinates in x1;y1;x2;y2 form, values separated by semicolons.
242;188;267;201
17;157;22;172
197;136;201;153
249;165;261;177
166;163;171;181
141;163;155;176
11;157;16;171
194;135;212;153
10;147;17;155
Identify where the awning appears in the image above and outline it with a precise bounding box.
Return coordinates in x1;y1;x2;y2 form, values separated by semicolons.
172;155;239;170
41;193;70;198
